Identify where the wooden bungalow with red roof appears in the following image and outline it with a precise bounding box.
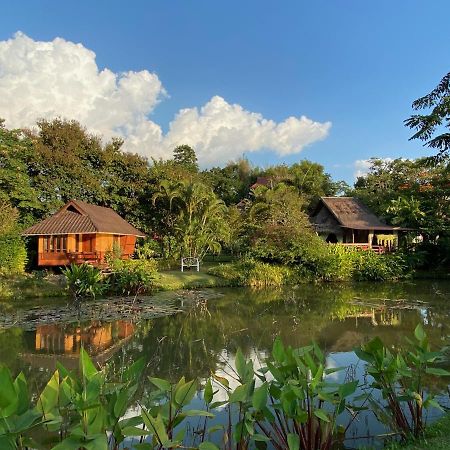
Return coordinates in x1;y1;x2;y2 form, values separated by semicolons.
22;200;145;267
311;197;407;252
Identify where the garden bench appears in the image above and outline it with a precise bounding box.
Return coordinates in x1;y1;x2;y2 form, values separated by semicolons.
181;257;200;272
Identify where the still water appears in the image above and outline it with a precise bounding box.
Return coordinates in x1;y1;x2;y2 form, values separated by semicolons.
1;280;450;448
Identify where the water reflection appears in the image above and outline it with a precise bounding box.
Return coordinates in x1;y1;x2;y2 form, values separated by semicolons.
1;281;450;447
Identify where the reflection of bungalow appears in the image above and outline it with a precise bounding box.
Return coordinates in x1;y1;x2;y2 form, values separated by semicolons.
34;321;135;354
311;197;406;251
22;200;145;266
21;321;135;370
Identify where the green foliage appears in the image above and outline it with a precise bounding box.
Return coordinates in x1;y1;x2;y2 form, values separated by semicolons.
0;233;27;276
0;200;27;275
0;329;448;449
1;118;150;231
208;258;292;287
201;158;252;205
404;71;450;161
62;263;107;301
153;179;230;259
352;251;407;281
110;258;159;295
351;157;450;243
355;324;450;441
173;144;199;172
261;160;347;211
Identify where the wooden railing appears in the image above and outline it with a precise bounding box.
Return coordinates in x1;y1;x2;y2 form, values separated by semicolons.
340;244;388;254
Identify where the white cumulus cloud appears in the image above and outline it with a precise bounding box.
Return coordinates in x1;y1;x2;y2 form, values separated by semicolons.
0;32;331;166
354;158;395;179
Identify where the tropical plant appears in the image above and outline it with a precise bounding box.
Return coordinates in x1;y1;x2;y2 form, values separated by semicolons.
62;263;107;302
153;179;230;259
211;339;360;450
355;324;450;441
110;258;159;296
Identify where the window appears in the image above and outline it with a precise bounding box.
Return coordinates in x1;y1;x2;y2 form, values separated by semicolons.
43;235;67;253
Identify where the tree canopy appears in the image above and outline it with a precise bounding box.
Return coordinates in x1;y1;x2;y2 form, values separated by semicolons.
405;71;450;161
173;144;199;172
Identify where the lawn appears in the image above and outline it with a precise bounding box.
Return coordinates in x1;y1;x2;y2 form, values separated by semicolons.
156;261;232;290
0;273;66;300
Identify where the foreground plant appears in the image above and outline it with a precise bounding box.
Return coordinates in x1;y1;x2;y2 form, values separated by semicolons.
212;340;360;450
356;323;450;441
0;328;449;449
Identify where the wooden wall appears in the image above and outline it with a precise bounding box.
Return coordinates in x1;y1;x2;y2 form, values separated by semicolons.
37;233;138;266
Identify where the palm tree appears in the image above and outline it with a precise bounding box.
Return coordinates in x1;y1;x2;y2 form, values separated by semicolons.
153;179;229;258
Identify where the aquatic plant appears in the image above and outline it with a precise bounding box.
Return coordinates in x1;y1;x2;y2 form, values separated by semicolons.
355;323;450;441
0;327;448;449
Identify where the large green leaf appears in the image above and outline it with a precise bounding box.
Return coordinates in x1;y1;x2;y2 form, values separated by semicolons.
425;367;450;376
414;323;426;342
287;433;300;450
174;379;196;406
314;409;330;422
204;379;214;405
79;347;98;381
199;441;220;450
36;370;60;415
0;366;17;417
149;377;171;392
252;383;268;410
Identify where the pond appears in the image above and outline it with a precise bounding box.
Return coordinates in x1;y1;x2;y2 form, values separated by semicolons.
1;280;450;448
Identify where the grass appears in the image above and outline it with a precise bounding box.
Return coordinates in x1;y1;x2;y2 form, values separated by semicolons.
389;414;450;449
156;262;233;290
360;414;450;450
0;273;67;300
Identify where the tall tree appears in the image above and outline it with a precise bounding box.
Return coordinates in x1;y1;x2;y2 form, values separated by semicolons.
0;120;43;225
405;71;450;161
173;144;199;172
351;157;450;241
153;179;229;258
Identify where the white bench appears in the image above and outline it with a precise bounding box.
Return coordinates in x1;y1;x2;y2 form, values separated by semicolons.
181;257;200;272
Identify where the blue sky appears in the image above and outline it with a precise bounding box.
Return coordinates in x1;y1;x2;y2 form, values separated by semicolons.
1;0;449;182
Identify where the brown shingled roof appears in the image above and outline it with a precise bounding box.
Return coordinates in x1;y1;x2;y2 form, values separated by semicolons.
22;200;145;237
317;197;398;231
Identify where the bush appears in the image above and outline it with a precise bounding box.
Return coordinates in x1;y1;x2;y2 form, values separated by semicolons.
353;251;407;281
208;257;292;287
62;263;107;301
0;233;27;275
110;258;159;295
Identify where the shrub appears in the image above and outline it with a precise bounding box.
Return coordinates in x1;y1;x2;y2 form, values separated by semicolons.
208;257;292;287
62;263;107;301
0;232;27;275
110;258;159;295
353;251;406;281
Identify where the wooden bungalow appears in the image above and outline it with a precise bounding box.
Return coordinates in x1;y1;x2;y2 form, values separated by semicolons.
311;197;406;252
22;200;145;267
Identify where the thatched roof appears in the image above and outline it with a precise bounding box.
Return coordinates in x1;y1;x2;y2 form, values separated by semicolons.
314;197;399;231
22;200;145;237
